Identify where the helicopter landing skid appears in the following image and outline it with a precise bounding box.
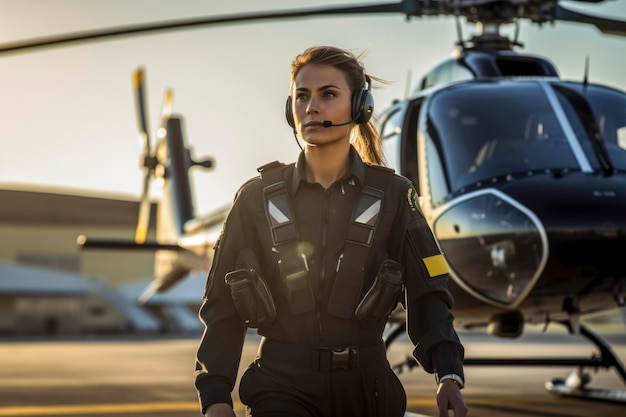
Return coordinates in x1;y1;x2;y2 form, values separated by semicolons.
545;376;626;403
541;322;626;403
385;319;626;404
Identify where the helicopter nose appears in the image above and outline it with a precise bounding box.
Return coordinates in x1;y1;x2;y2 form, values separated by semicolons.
432;188;547;308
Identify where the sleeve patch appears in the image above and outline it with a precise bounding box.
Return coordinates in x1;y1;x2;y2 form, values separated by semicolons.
423;254;449;278
406;187;418;213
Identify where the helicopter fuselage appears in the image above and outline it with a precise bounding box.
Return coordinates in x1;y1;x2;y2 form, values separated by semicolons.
380;62;626;331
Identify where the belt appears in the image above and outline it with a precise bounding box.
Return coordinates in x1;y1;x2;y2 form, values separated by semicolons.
258;338;387;372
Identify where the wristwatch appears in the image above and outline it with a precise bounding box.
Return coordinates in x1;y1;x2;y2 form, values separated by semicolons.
437;373;464;389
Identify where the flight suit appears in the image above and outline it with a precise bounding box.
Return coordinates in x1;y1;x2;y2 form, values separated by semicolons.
194;146;465;416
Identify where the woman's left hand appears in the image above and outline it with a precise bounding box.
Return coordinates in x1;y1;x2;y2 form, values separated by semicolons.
436;380;468;417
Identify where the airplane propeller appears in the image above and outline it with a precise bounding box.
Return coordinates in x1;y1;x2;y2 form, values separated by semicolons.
132;67;173;244
133;67;152;244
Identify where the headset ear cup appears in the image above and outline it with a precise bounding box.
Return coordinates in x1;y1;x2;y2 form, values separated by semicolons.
285;96;295;128
352;89;374;124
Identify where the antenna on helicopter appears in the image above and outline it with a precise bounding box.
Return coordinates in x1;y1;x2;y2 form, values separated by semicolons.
455;14;466;50
404;69;412;99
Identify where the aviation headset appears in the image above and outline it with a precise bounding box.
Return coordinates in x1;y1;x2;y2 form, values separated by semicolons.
285;75;374;128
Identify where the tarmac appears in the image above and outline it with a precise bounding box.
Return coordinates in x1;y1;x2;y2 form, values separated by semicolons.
0;323;624;417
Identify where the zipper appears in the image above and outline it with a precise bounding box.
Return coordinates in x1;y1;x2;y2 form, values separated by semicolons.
317;188;331;343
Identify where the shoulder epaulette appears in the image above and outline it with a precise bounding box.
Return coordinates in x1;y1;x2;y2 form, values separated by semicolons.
364;162;395;174
257;160;286;174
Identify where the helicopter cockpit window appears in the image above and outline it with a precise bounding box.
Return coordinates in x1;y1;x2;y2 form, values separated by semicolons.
419;60;474;91
553;83;626;171
426;82;580;195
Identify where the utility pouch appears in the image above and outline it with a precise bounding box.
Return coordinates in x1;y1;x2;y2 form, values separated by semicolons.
225;269;276;328
355;259;404;328
278;257;315;315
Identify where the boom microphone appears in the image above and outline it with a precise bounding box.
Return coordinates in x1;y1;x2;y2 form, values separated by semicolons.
323;119;354;128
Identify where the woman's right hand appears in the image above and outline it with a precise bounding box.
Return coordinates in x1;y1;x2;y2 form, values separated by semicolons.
205;402;236;417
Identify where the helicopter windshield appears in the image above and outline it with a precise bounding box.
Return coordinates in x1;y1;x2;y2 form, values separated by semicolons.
426;82;581;195
552;82;626;171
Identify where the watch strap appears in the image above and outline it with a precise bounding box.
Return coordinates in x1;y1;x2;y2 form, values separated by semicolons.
437;373;464;389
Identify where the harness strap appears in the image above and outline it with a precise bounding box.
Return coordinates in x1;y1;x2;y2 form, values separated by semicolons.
327;166;394;318
258;161;314;315
257;161;395;318
259;161;297;246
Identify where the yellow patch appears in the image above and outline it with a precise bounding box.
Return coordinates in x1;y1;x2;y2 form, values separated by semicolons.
423;254;449;278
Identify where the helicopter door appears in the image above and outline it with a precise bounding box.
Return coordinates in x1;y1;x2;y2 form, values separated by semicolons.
380;106;405;175
401;99;424;193
380;98;424;194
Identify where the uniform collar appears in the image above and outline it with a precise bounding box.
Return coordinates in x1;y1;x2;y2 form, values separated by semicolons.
291;145;366;194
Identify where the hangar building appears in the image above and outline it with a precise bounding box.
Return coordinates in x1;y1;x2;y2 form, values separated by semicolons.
0;185;205;335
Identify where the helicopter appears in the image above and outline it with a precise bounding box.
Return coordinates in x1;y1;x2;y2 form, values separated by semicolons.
3;0;626;405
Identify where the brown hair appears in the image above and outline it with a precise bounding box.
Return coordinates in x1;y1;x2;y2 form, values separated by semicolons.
290;46;386;166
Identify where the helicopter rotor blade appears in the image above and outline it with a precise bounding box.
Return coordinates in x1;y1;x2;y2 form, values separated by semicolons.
0;1;415;55
1;1;624;56
555;4;626;37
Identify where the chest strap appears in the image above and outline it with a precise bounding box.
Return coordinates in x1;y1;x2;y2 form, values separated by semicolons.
327;166;394;318
259;161;297;246
258;161;314;315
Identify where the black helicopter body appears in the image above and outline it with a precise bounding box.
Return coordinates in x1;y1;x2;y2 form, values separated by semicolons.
376;45;626;397
380;67;626;329
3;0;626;404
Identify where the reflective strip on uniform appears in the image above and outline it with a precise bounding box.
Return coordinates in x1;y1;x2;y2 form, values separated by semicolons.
269;200;290;223
355;200;381;225
423;254;449;278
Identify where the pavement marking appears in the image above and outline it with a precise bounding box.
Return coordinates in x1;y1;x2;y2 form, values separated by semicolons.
0;396;559;416
406;398;437;407
0;400;446;416
0;402;209;416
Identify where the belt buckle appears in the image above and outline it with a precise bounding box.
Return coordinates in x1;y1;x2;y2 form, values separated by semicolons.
319;347;358;371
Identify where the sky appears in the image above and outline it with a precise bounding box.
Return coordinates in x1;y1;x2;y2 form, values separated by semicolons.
1;0;625;216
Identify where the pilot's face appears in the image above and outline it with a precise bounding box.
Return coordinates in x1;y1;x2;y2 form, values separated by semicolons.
292;64;353;147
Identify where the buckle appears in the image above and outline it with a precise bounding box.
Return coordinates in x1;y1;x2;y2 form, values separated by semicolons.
316;347;359;371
